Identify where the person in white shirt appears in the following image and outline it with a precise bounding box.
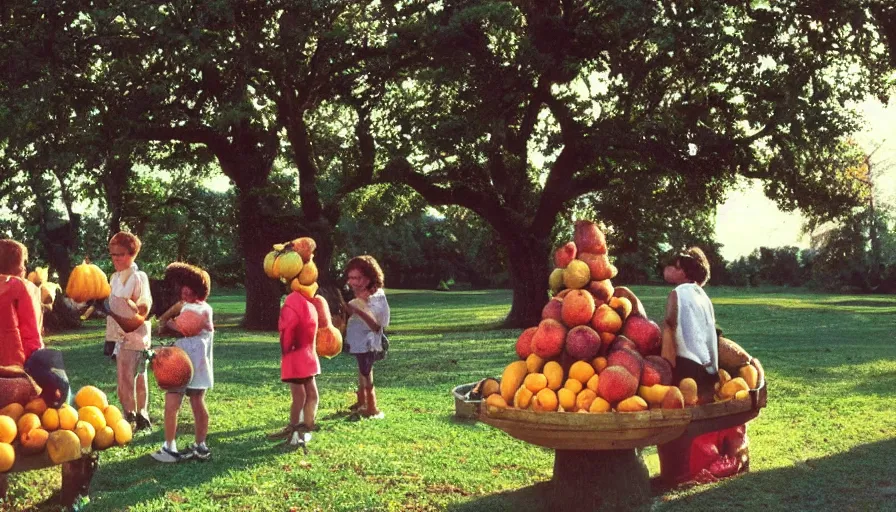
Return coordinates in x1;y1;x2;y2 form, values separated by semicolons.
660;246;717;404
106;232;153;432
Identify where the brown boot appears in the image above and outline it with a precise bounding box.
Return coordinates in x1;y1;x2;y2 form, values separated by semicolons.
349;389;366;413
362;386;383;419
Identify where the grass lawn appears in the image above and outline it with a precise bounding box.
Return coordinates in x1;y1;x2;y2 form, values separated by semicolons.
4;286;896;511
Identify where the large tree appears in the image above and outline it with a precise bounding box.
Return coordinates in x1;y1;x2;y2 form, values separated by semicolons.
373;0;891;326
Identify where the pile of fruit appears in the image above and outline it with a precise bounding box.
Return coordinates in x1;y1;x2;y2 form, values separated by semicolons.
262;237;342;358
0;386;132;473
481;220;759;415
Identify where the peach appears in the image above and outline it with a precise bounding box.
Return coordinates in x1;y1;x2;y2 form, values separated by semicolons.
641;355;673;386
621;316;661;356
561;289;596;327
553;242;577;269
578;253;617;281
532;319;567;359
586;279;614;302
515;327;538;359
565;325;602;361
541;298;564;322
591;304;622;333
607;348;644;379
573;220;607;255
661;387;685;409
608;296;633;320
608;335;638;354
597;366;639;403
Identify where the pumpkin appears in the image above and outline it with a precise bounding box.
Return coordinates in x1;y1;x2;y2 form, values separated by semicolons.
65;262;111;303
151;346;194;391
174;309;205;337
316;325;343;358
263;250;280;279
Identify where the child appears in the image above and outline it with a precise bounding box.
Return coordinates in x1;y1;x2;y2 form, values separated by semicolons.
151;263;214;463
106;232;153;432
268;286;319;448
0;239;44;368
660;247;717;403
344;255;390;419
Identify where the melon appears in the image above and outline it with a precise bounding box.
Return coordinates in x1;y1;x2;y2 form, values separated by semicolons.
151;346;194;391
174;309;206;337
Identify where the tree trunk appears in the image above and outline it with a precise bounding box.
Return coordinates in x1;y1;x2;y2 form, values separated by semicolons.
237;186;288;330
502;230;551;328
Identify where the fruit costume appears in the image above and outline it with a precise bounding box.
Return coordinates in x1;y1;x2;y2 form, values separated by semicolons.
0;275;44;367
172;301;215;391
279;291;320;381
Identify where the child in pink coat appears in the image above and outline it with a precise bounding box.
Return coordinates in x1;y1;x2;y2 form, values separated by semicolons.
268;290;319;447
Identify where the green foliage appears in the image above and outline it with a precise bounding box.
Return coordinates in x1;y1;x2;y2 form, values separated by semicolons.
5;287;896;510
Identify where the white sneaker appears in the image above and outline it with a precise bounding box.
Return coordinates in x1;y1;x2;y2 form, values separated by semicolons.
151;447;185;463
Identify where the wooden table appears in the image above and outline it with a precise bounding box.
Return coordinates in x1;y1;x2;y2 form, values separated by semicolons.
477;383;767;511
0;449;98;510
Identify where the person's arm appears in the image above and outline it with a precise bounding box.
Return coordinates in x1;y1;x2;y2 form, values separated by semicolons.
134;272;152;317
660;290;678;366
346;302;381;332
157;301;184;335
16;281;44;359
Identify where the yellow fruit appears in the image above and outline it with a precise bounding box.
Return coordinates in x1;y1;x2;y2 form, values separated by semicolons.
17;413;41;436
78;406;107;432
589;397;612;413
557;388;577;411
514;386;534;409
103;405;123;427
543;361;564;391
718;369;731;386
75;386;109;410
20;427;49;454
263;251;280;278
525;353;546;374
47;430;82;465
734;389;750;400
0;416;16;444
575;389;597;412
568;361;596;384
638;384;672;407
562;260;591;289
41;408;60;431
586;374;600;393
679;378;698;406
500;361;529;403
24;397;48;416
549;268;565;293
58;404;78;431
720;377;750;400
73;421;96;449
616;395;649;412
591;356;608;374
297;259;318;286
532;388;558;412
480;379;500;398
563;378;583;394
277;251;304;281
524;373;548;393
0;403;25;422
0;442;13;472
290;279;318;299
739;365;759;389
485;393;508;412
93;426;115;450
112;418;132;445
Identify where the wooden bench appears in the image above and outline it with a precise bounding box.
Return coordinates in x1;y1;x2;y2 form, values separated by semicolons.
0;450;98;510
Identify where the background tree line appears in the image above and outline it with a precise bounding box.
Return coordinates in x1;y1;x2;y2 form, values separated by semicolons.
2;1;895;328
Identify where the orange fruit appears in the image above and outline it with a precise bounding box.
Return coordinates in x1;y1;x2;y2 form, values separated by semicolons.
589;397;611;413
0;416;17;444
525;353;546;374
24;397;47;416
0;442;14;472
103;405;123;426
557;388;577;411
563;378;583;394
0;403;25;422
75;386;109;409
20;427;49;454
575;389;597;412
78;406;107;432
41;408;60;431
514;386;534;409
586;374;600;393
568;361;596;384
93;426;115;450
523;373;548;393
532;388;558;412
58;404;78;431
543;361;564;391
17;413;41;436
73;421;95;449
111;419;132;445
591;356;608;374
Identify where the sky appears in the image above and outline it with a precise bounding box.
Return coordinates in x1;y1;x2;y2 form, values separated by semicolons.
714;97;896;261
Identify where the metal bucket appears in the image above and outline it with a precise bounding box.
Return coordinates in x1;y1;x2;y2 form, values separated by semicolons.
452;382;481;420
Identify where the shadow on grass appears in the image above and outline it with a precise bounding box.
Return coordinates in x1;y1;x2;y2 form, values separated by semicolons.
447;438;896;511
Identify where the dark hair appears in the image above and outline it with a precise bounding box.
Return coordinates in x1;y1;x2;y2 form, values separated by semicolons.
109;231;142;257
345;255;384;292
0;239;27;275
165;262;211;300
674;247;710;286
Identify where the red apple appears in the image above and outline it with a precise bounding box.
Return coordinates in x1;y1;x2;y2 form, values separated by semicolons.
553;242;577;269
